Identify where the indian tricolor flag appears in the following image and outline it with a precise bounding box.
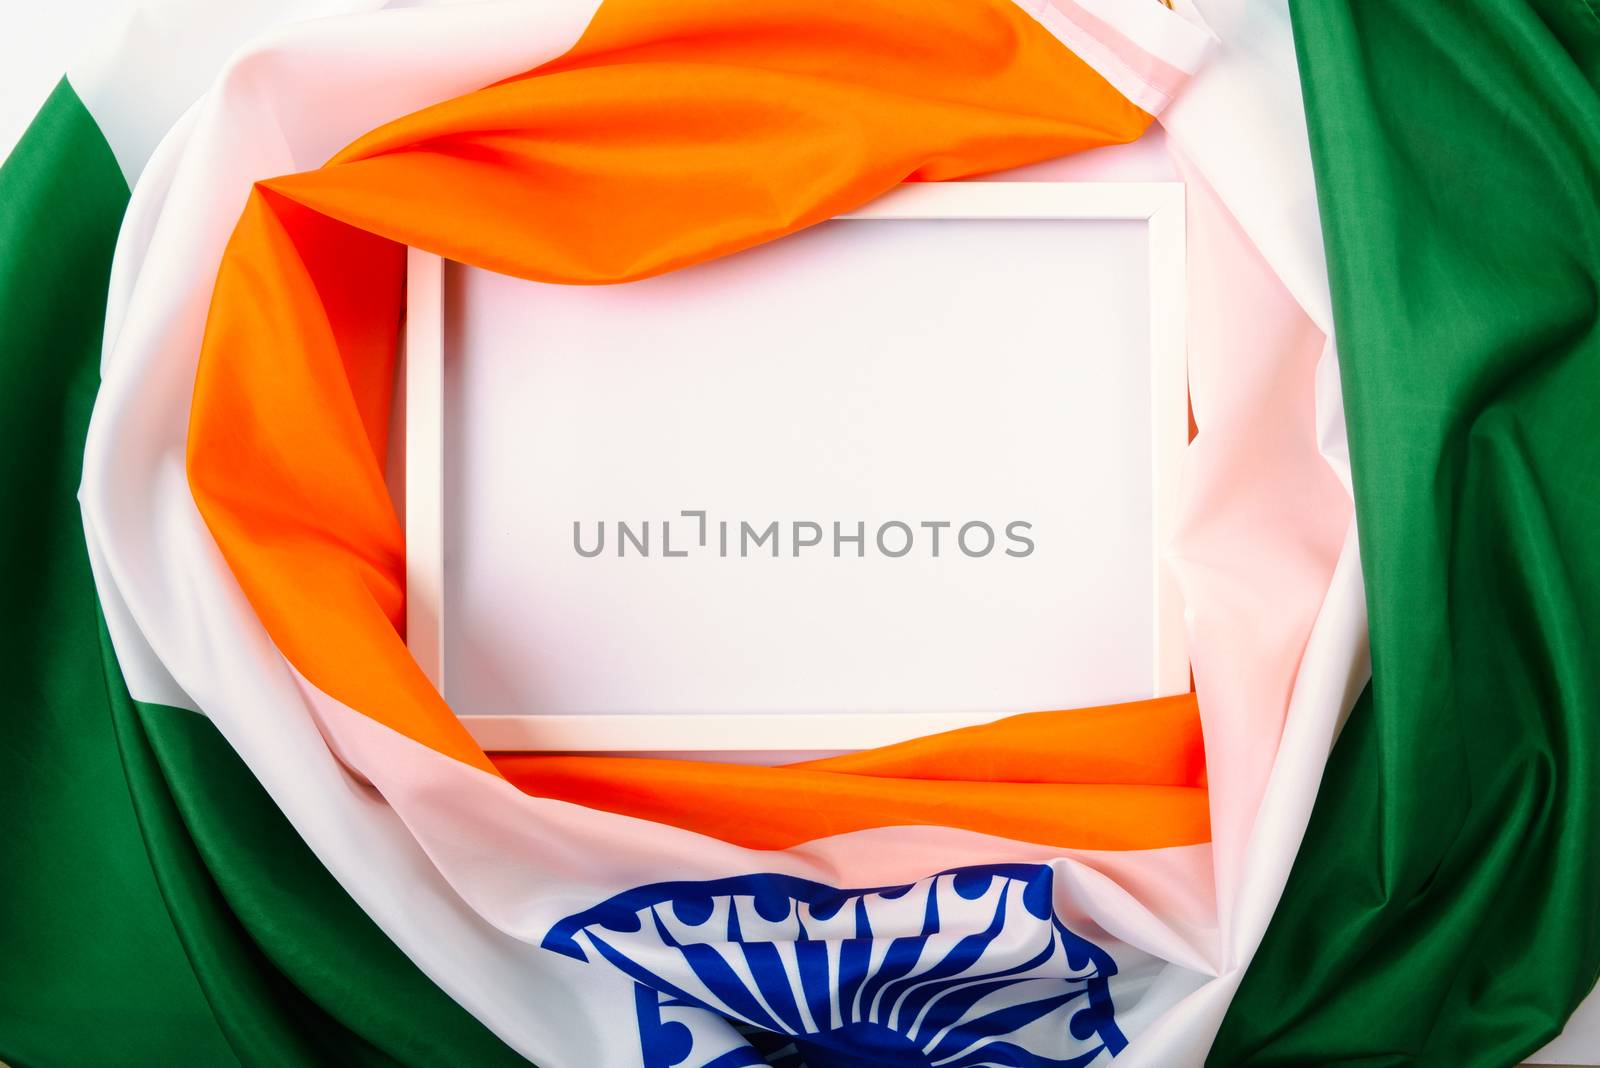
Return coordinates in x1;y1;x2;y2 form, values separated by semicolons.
3;0;1597;1065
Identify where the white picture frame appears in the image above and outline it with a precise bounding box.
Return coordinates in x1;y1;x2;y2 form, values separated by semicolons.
404;181;1188;753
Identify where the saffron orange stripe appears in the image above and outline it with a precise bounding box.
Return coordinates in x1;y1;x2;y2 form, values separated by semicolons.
497;697;1208;850
187;0;1202;848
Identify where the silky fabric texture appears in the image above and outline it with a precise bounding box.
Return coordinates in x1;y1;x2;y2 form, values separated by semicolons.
497;696;1208;850
187;0;1208;851
66;0;1381;1060
0;82;529;1068
74;1;1217;1059
1211;1;1600;1064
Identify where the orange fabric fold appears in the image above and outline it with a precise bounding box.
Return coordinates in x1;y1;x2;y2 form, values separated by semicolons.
497;696;1209;850
187;0;1205;849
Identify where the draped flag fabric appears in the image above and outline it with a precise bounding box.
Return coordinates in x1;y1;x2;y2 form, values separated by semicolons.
1213;2;1600;1064
0;0;1593;1066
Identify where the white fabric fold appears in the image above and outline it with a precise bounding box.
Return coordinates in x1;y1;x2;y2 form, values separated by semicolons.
74;0;1372;1063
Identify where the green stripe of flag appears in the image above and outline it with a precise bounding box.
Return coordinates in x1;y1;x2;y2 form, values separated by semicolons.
0;79;529;1068
1214;1;1600;1063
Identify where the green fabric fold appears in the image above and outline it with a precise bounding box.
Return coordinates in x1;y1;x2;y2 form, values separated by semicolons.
0;78;527;1068
1214;2;1600;1064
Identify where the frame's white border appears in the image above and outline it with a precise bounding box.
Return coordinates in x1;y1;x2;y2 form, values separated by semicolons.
405;181;1188;752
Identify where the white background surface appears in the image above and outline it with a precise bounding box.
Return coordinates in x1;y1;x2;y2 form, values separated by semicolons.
0;0;118;162
443;216;1162;724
